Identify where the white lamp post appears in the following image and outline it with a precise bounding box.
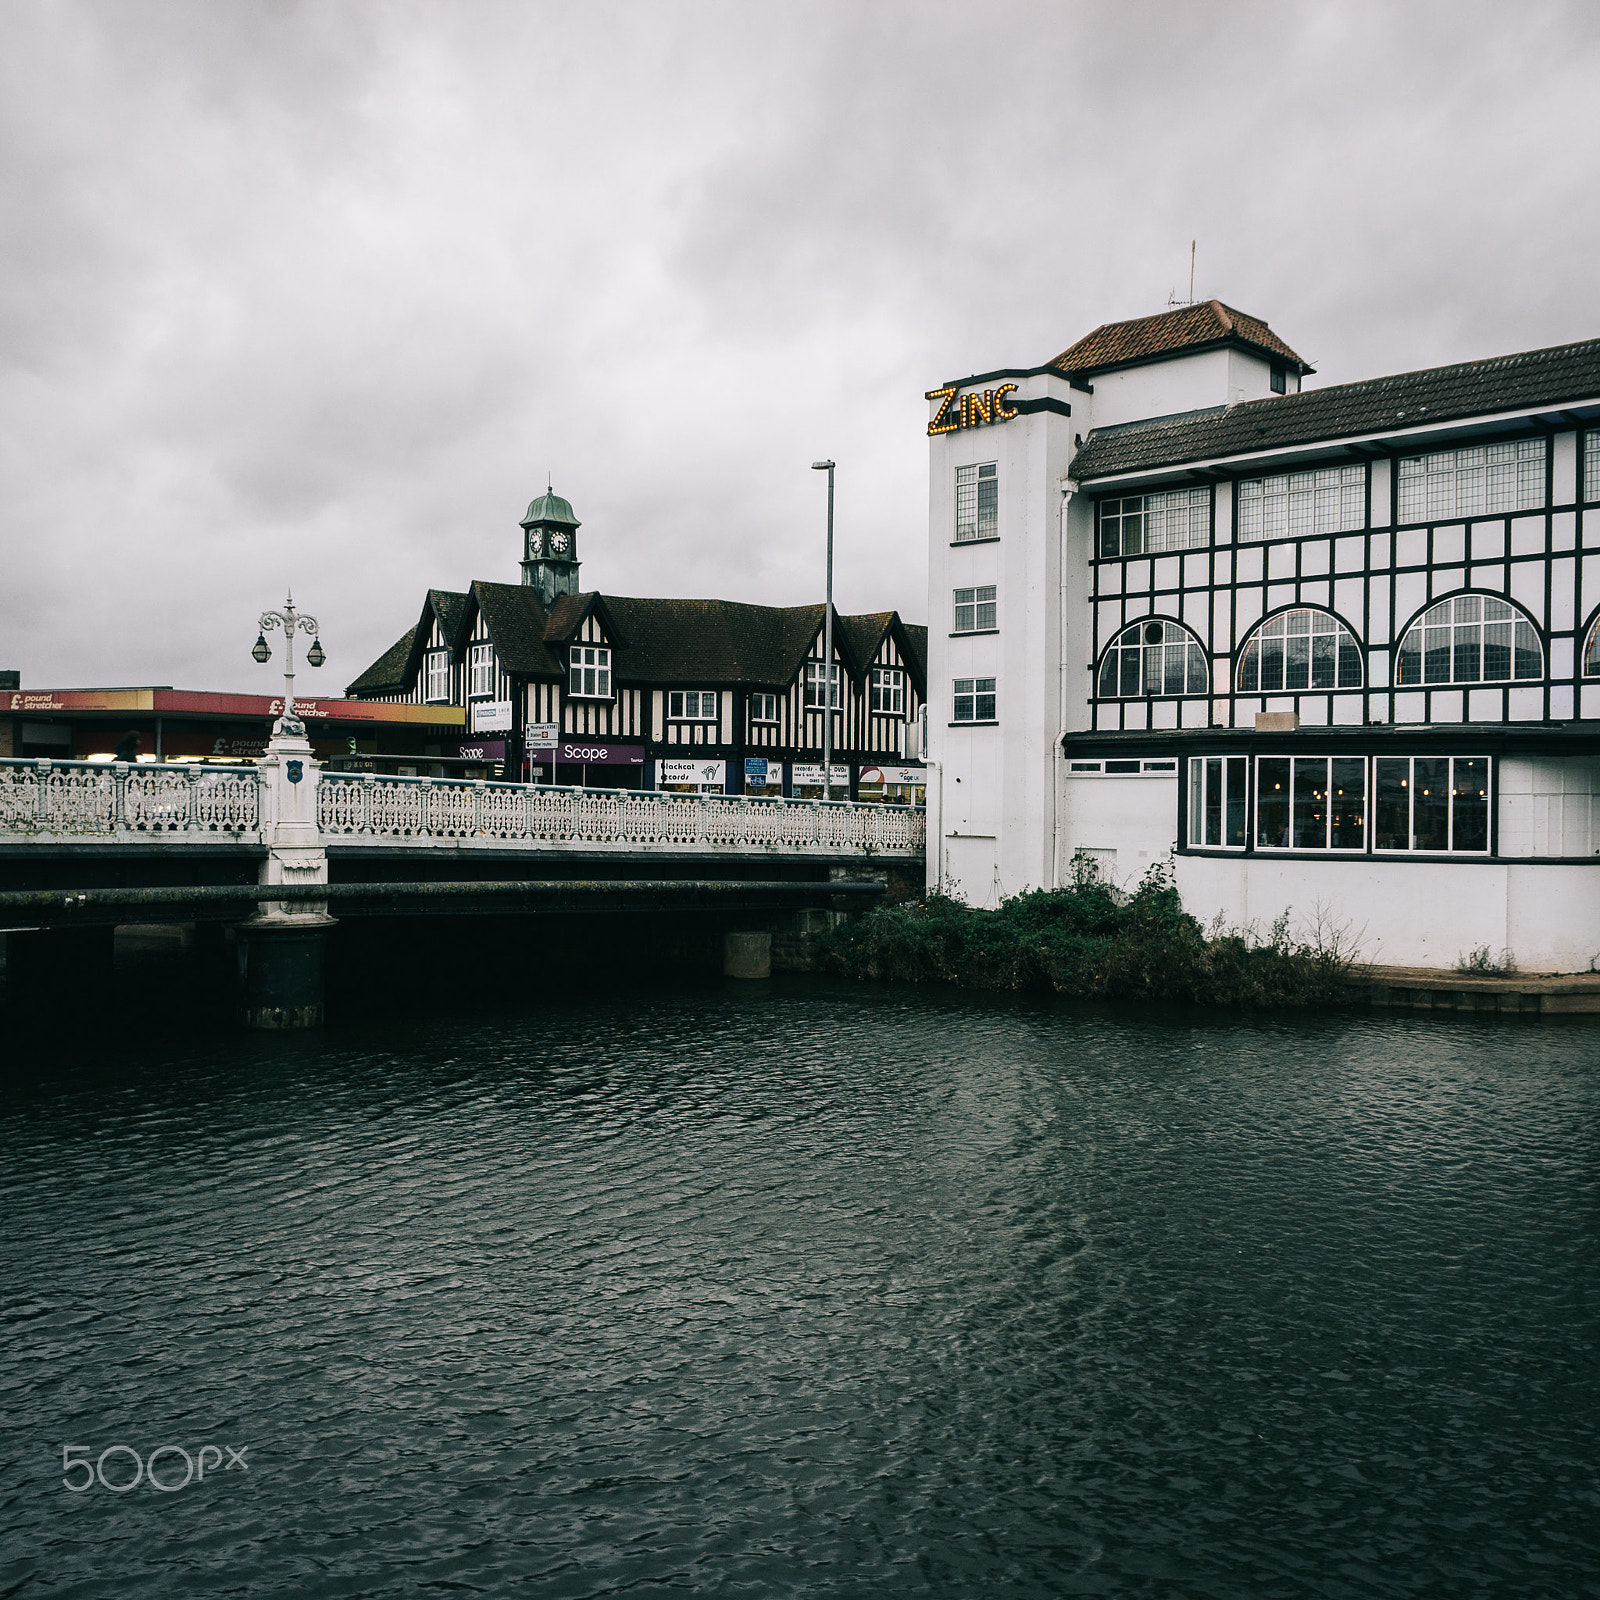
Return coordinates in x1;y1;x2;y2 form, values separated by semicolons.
252;591;325;731
811;460;836;802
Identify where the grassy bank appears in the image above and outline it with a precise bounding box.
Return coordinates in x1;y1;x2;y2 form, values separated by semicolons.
819;859;1355;1009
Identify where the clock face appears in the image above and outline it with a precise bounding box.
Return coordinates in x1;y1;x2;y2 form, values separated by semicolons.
550;530;570;554
526;532;542;557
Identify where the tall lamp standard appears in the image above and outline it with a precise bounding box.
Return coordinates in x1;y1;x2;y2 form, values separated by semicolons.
811;460;836;802
252;591;325;732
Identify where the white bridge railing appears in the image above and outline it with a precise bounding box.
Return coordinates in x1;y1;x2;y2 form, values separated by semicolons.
0;760;924;857
0;759;262;838
315;771;924;855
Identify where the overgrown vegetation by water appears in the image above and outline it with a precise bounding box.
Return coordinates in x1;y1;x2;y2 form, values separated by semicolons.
820;857;1356;1009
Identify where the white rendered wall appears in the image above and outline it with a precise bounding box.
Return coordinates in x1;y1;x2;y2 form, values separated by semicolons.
1056;774;1180;893
1079;348;1292;430
1176;853;1600;972
927;370;1074;902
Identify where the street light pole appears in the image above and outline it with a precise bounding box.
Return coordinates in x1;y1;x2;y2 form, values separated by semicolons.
252;591;325;731
811;460;836;802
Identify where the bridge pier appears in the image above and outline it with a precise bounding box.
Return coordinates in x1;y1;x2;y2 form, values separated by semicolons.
722;930;771;979
236;914;335;1030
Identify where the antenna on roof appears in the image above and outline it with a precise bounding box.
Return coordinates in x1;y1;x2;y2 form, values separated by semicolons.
1167;240;1197;309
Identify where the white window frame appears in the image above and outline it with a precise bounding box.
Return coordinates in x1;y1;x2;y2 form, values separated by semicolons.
424;650;450;704
954;462;998;542
1372;755;1491;854
1397;438;1545;524
1098;487;1210;557
1237;609;1363;694
1396;594;1542;686
749;692;779;724
870;668;905;716
1237;464;1364;542
951;677;996;724
1099;619;1209;698
668;689;718;720
1186;756;1250;849
469;642;495;698
803;662;841;710
1254;755;1370;853
952;586;997;635
569;645;611;699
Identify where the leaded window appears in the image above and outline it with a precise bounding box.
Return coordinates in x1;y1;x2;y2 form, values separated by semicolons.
1396;438;1545;524
1584;616;1600;678
1238;610;1362;694
955;462;998;541
1098;487;1210;557
668;689;717;720
870;668;905;715
953;585;996;633
1373;756;1490;853
803;663;841;709
1586;432;1600;504
569;645;611;698
1237;464;1364;542
1395;595;1540;685
424;650;450;703
469;642;495;697
952;677;996;722
1187;756;1249;849
1098;620;1208;698
1255;756;1368;851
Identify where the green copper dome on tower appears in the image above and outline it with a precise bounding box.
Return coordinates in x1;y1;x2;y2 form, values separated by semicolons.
520;487;580;529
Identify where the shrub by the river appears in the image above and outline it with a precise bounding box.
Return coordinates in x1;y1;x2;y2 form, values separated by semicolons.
819;857;1355;1009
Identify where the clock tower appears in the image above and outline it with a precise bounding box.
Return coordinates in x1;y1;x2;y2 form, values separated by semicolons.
519;486;582;606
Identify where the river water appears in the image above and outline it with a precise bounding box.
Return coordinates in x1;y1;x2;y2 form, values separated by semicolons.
3;977;1598;1597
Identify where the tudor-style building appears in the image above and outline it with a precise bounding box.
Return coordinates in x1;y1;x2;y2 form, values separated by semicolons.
927;300;1600;968
348;488;927;801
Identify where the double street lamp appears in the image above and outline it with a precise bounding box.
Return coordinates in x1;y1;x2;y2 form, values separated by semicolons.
252;591;324;731
811;459;836;802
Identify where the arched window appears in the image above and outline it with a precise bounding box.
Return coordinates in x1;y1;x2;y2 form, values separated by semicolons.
1396;594;1541;686
1098;619;1208;698
1237;609;1361;694
1583;613;1600;677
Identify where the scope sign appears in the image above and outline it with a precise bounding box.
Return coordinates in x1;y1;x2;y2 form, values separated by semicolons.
925;382;1019;436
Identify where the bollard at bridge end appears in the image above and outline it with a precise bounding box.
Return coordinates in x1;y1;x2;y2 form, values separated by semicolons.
722;930;772;980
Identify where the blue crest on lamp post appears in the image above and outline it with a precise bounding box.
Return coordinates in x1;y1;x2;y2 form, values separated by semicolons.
286;760;303;785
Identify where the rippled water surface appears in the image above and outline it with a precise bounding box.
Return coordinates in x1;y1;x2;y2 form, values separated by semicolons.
4;979;1600;1597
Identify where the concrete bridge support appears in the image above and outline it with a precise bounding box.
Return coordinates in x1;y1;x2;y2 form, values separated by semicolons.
722;930;772;979
236;915;335;1030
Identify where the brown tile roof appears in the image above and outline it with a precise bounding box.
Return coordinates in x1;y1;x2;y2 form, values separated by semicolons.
1050;300;1310;378
1068;333;1600;482
900;623;927;686
469;581;562;676
345;628;417;696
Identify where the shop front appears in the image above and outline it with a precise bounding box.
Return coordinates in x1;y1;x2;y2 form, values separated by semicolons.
791;762;851;800
656;757;727;795
527;736;646;789
857;763;927;806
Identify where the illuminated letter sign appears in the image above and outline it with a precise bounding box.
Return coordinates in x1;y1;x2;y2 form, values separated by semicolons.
925;382;1020;436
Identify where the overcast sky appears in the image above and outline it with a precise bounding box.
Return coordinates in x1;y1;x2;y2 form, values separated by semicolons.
5;0;1600;694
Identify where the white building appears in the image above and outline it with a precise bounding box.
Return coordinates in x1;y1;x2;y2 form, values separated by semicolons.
926;300;1600;970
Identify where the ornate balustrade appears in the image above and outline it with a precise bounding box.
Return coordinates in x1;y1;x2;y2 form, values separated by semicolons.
0;760;923;858
0;759;261;840
315;772;924;856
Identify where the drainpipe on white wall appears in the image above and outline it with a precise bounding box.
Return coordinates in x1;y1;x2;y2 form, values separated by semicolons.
1051;477;1078;888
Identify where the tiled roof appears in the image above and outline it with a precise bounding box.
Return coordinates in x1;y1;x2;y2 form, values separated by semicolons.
345;628;417;696
470;581;562;676
349;580;923;698
1050;301;1310;378
1069;333;1600;482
